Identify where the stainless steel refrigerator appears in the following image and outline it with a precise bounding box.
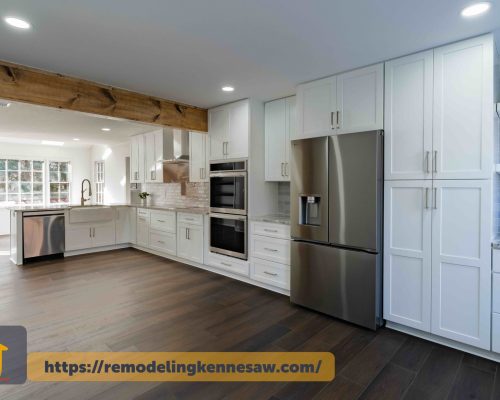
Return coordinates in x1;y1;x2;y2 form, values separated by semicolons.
290;131;383;330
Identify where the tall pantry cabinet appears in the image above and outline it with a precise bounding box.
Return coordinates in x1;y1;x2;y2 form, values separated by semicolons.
383;34;494;350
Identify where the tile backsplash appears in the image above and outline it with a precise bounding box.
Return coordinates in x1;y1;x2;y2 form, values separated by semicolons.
137;182;209;208
278;182;290;215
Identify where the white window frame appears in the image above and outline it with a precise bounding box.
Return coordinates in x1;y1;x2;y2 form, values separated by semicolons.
95;161;105;204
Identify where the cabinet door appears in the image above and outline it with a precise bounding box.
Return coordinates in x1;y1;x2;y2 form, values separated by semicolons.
385;52;433;180
177;224;203;263
433;35;493;179
115;207;131;244
284;96;296;179
208;107;229;160
265;98;287;181
144;132;156;182
136;221;149;247
227;100;249;159
189;132;205;182
93;223;116;248
153;130;164;182
336;63;384;135
383;180;432;332
65;226;93;251
130;135;144;183
296;76;337;140
431;180;491;349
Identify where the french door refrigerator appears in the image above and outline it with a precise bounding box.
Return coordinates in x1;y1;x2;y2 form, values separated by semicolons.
290;131;383;330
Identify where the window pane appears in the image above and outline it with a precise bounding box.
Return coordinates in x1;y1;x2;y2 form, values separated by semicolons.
8;193;19;203
33;161;43;171
21;160;31;170
0;183;5;193
8;171;19;181
21;193;31;203
50;183;59;193
33;172;43;182
50;171;59;182
0;171;5;182
60;183;68;192
60;172;68;182
33;183;43;193
8;160;19;170
32;194;43;204
0;160;5;170
8;182;19;192
60;162;68;172
0;194;5;202
21;172;32;182
21;183;32;193
49;162;59;171
60;193;69;203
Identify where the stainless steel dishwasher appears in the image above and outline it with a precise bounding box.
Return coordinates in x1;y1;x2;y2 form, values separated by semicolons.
23;211;65;262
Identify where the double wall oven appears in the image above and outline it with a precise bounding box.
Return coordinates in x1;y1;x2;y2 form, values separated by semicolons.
209;160;248;260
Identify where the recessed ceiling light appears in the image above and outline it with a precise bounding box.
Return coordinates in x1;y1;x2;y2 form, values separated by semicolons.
101;128;111;132
461;2;491;17
41;140;64;146
73;138;80;141
0;101;11;108
4;17;31;29
222;86;235;92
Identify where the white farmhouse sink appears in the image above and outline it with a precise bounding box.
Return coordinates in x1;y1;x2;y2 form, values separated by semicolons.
69;206;114;224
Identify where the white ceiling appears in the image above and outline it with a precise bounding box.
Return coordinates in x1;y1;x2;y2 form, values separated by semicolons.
0;1;499;109
0;100;154;147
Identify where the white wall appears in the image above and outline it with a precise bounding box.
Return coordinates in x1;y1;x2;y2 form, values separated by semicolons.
0;142;92;234
90;143;129;204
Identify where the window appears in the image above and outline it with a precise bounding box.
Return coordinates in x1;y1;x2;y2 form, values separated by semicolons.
95;161;105;204
0;159;45;205
49;161;71;204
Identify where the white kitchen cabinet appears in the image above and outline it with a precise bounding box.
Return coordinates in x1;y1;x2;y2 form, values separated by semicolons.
130;135;145;183
136;209;150;248
144;129;166;183
336;63;383;134
296;76;336;140
149;230;176;255
177;223;203;263
493;314;500;353
432;35;493;180
295;64;383;140
431;180;491;349
209;99;249;160
265;96;295;181
150;210;176;233
250;258;290;290
66;226;93;251
93;223;116;247
385;51;433;180
189;131;209;182
116;207;135;244
384;180;432;332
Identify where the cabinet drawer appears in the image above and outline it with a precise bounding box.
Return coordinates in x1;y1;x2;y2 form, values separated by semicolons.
150;211;176;233
493;249;500;273
137;208;150;217
178;212;203;226
251;235;290;265
493;274;500;314
251;221;290;239
251;258;290;290
149;229;176;255
206;254;249;277
493;313;500;353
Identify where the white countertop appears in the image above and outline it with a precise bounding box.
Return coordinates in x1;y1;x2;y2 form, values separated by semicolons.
8;203;209;214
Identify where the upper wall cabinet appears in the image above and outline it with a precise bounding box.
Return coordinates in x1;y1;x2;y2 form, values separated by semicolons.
385;50;434;180
295;63;383;140
265;96;295;181
433;35;493;180
385;35;494;180
209;99;249;160
189;131;210;182
130;134;145;183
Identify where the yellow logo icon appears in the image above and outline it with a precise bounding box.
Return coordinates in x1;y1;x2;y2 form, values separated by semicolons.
0;344;8;376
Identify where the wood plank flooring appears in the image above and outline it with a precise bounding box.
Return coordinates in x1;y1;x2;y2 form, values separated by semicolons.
0;246;498;400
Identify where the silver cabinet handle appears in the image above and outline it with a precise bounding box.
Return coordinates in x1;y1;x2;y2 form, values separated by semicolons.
426;151;430;173
187;228;190;240
433;187;437;209
281;163;284;177
264;271;278;276
221;262;232;267
330;111;335;129
157;220;165;223
425;188;429;209
157;240;165;244
264;247;278;252
199;167;203;180
93;227;96;237
336;111;340;129
263;228;278;233
433;151;437;173
285;162;288;177
89;228;92;238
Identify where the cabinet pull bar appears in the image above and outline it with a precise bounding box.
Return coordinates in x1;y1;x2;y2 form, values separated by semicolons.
330;111;334;129
264;248;278;252
221;262;232;267
433;151;437;173
433;188;437;209
263;228;278;233
264;271;278;276
336;111;340;129
425;151;430;173
425;188;429;209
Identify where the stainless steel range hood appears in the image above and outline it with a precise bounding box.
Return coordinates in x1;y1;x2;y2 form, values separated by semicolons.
161;128;189;190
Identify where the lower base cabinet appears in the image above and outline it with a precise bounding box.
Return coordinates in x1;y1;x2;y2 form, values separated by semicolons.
493;314;500;353
66;222;116;251
149;229;176;255
177;224;203;264
206;253;250;277
250;258;290;290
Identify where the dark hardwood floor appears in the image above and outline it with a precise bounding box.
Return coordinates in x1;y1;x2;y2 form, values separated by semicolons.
0;247;498;400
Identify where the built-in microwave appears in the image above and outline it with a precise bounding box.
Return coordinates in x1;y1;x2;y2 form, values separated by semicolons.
209;160;247;215
209;213;247;260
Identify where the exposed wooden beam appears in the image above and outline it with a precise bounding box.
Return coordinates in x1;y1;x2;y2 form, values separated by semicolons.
0;60;208;132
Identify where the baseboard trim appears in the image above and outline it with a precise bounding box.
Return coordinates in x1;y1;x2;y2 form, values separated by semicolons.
65;243;130;257
386;321;500;362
